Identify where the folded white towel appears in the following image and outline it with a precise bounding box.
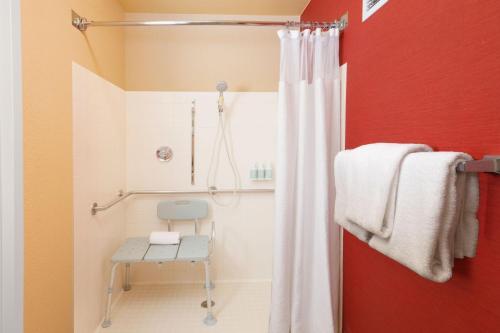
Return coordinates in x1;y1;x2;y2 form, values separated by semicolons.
368;152;479;282
335;143;432;239
149;231;180;245
334;150;372;242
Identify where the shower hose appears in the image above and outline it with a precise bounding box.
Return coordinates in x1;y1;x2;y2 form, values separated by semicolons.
206;110;241;207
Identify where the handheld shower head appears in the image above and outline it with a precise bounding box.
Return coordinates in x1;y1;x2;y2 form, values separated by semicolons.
216;81;228;93
216;81;227;112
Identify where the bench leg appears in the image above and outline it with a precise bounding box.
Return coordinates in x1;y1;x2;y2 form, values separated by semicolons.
123;263;132;291
203;260;217;326
102;262;119;328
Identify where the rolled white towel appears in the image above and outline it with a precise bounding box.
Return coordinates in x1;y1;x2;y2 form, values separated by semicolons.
149;231;180;245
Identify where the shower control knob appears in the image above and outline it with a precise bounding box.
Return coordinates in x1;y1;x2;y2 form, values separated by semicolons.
156;146;173;162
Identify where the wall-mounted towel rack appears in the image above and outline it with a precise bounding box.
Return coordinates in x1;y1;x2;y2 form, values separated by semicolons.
91;188;275;215
456;155;500;174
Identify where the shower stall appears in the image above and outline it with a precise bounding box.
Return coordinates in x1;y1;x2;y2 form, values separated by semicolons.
73;63;279;333
72;10;346;333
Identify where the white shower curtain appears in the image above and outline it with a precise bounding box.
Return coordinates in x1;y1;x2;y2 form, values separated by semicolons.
269;28;342;333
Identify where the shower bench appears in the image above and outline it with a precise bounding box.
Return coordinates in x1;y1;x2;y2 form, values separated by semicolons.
102;200;216;329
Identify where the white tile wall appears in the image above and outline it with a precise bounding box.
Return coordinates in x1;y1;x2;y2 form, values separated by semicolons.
125;91;277;283
73;63;127;333
73;67;278;332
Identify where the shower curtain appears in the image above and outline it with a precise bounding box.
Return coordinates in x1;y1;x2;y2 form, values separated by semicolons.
269;28;342;333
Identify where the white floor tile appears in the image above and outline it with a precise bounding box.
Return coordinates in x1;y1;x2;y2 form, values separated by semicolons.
98;282;271;333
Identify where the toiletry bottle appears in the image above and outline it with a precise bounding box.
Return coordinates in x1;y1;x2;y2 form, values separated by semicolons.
250;163;258;180
265;162;273;180
258;163;266;180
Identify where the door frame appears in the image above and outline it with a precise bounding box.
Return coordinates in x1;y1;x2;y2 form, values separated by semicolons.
0;0;24;332
338;62;347;333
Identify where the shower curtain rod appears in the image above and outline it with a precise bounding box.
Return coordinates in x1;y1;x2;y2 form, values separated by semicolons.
71;10;348;32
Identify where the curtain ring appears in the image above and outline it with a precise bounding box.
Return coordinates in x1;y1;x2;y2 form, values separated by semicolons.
300;21;307;32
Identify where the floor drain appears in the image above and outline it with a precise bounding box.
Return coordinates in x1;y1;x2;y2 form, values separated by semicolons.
201;300;215;308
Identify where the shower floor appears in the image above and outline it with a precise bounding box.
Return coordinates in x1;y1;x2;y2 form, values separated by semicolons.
97;281;271;333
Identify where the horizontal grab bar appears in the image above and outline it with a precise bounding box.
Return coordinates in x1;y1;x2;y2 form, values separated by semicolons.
91;188;275;215
90;157;497;215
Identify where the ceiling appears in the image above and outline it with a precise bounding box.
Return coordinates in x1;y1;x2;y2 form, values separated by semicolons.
118;0;311;16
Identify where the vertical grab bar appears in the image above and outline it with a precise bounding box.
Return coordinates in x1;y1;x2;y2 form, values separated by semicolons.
191;99;196;185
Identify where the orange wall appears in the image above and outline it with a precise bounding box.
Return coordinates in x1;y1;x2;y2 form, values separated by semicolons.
21;1;124;332
119;0;309;15
125;13;296;91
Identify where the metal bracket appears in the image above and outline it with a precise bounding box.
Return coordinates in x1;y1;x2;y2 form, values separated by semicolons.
456;155;500;174
91;202;98;216
338;12;349;30
72;10;89;31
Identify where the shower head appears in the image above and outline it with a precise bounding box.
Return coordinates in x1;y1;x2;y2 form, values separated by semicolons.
216;81;228;93
216;81;227;113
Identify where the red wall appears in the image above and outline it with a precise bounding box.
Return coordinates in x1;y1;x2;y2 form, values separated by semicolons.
302;1;500;332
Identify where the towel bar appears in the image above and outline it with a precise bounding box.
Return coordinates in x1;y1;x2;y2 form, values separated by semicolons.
456;155;500;174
